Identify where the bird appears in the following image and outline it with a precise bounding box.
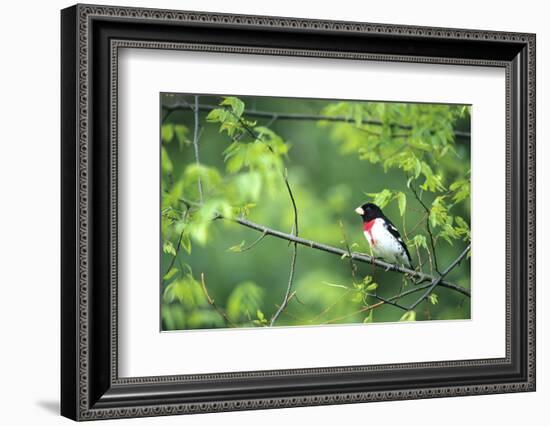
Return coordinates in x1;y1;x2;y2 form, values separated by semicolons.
354;202;412;269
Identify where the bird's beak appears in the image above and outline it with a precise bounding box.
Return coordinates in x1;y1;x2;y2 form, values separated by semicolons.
355;207;364;215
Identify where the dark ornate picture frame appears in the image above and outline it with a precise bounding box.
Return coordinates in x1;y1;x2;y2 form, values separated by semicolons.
61;4;536;421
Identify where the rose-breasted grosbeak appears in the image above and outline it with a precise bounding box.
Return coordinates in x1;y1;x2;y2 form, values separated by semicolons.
355;202;412;268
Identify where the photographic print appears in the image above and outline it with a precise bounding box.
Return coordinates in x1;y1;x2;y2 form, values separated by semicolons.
160;94;472;331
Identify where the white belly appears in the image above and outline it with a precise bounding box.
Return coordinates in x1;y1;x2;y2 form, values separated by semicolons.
364;218;409;266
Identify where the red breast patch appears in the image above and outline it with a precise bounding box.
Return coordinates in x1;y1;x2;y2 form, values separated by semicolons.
364;219;376;246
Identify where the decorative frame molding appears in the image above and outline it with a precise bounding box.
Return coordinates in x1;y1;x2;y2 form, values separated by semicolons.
61;4;535;421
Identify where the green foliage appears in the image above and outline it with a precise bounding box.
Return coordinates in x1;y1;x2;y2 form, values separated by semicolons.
163;240;177;257
187;199;233;245
161;304;186;330
354;275;378;293
365;189;407;216
450;178;470;205
363;309;374;323
162;267;179;281
160;94;471;330
365;189;393;209
320;101;469;250
410;234;428;250
400;311;417;322
163;273;206;307
396;191;407;217
162;123;189;147
161;123;174;143
252;309;268;326
226;281;265;323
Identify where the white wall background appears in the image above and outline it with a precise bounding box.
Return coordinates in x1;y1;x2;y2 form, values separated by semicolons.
0;0;546;424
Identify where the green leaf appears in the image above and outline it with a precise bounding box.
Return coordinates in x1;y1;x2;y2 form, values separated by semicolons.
396;191;407;216
163;274;207;307
206;108;224;122
163;267;179;281
439;219;459;245
161;124;174;143
365;282;378;292
174;124;188;148
454;216;471;241
420;162;445;192
181;232;192;254
363;310;374;323
163;240;177;256
430;196;449;228
410;234;428;250
365;189;393;209
161;146;173;174
428;293;439;305
399;310;416;322
228;240;246;253
449;178;470;205
362;275;373;285
221;96;245;117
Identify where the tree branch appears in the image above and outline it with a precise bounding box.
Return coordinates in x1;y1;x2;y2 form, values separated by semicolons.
232;230;268;252
213;213;470;298
339;220;359;282
192;95;204;203
409;182;440;274
162;102;471;139
407;243;470;311
176;193;469;299
200;273;236;327
164;230;184;277
323;277;461;324
162;201;191;278
270;170;299;326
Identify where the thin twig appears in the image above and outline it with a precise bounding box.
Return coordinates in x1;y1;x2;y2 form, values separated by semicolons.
273;291;304;321
200;273;236;327
233;230;268;252
324;277;460;324
284;169;299;237
408;212;429;236
192;95;204;203
162;102;470;139
270;170;299;326
407;244;470;310
324;300;384;324
409;182;440;274
310;288;353;322
364;292;409;311
164;230;184;277
339;220;358;282
162;204;191;277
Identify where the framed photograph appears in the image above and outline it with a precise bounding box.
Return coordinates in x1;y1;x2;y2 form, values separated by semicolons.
61;4;536;421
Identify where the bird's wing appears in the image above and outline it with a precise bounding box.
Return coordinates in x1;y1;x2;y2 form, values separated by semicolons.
383;219;413;267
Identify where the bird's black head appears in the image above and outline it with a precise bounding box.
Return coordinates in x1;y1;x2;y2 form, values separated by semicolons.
355;203;384;222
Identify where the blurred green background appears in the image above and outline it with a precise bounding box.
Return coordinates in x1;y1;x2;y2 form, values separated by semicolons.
160;93;471;330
